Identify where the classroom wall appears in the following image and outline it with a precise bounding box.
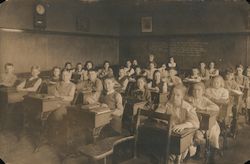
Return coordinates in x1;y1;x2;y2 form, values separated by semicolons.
0;0;119;73
119;2;250;69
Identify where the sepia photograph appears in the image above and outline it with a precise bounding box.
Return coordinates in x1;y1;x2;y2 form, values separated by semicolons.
0;0;250;164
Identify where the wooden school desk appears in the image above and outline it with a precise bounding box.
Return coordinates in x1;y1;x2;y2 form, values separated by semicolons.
67;104;112;143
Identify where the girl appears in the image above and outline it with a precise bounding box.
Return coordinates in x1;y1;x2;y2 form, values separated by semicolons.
207;62;219;79
117;67;129;92
159;64;169;81
186;82;220;158
148;70;168;94
168;69;182;87
63;62;74;73
156;84;199;162
98;61;114;79
17;66;42;92
132;77;151;104
168;56;177;69
199;62;209;82
184;68;202;83
124;60;135;77
84;61;94;71
48;66;61;85
146;62;157;82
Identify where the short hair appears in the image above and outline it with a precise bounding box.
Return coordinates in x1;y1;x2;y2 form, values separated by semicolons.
31;65;40;71
225;68;234;74
193;82;205;93
103;60;110;66
88;68;96;73
103;77;115;83
170;84;187;97
4;63;14;69
85;61;94;68
76;62;82;66
52;66;61;72
65;62;72;67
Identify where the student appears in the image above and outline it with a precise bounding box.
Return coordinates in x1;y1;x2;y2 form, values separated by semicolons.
159;63;169;81
98;61;114;79
147;54;157;67
205;76;229;123
235;64;249;114
132;59;139;69
63;62;74;73
130;66;142;82
199;62;209;82
146;62;157;82
168;56;177;69
117;67;129;92
148;70;167;94
99;78;124;134
16;66;42;92
0;63;17;87
131;77;151;104
184;68;202;83
186;82;220;159
168;69;182;87
84;61;94;71
246;67;250;124
51;71;76;120
156;84;199;162
48;66;61;85
85;69;103;104
207;62;219;79
124;60;135;77
76;70;90;92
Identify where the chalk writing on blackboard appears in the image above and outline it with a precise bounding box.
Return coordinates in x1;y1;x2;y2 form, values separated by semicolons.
169;39;208;57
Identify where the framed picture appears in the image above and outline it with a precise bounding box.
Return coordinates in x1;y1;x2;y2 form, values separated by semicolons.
141;16;152;32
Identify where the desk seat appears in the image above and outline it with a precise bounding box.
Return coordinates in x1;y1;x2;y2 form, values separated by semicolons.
79;135;133;163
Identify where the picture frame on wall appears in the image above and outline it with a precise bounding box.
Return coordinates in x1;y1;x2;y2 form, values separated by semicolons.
141;16;152;32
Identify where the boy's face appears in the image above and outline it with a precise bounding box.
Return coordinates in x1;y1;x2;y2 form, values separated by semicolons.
104;79;114;92
31;68;40;77
212;78;221;89
89;71;97;81
5;65;14;74
137;79;145;90
62;72;71;82
193;85;203;98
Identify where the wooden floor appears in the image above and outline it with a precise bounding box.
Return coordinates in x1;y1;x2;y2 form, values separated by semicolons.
0;116;249;164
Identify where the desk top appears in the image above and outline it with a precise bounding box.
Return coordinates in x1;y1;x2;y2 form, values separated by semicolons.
0;87;17;93
24;94;62;102
171;128;197;138
196;110;218;117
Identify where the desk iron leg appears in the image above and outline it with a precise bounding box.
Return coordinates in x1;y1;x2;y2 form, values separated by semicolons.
204;130;211;164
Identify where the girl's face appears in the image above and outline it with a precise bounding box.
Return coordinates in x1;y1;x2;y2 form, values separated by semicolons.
192;69;199;76
212;78;221;89
237;67;243;75
66;64;72;70
135;68;141;75
53;68;60;77
149;55;154;62
172;88;184;106
31;68;40;77
225;73;233;80
119;69;125;77
162;64;167;70
137;79;145;90
126;61;132;67
149;63;155;69
104;62;109;69
87;63;93;70
193;85;203;98
133;60;138;65
5;65;14;74
154;72;161;81
209;62;215;69
170;57;174;63
200;63;205;69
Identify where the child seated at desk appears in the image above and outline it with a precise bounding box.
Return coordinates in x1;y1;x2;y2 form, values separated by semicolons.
148;70;168;94
186;82;220;159
146;62;157;82
84;69;103;104
205;76;229;124
117;67;129;92
98;61;114;79
16;66;42;92
207;62;219;79
131;77;151;104
168;69;182;87
235;64;249;114
156;84;199;162
130;66;143;82
124;60;135;77
50;71;76;120
76;71;90;92
184;68;202;83
199;62;209;82
71;63;84;83
48;66;61;85
99;78;124;134
0;63;17;87
84;61;94;72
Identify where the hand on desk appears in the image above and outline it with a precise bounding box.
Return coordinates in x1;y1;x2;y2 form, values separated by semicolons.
172;124;186;133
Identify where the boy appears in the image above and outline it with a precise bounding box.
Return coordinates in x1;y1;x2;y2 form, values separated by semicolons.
0;63;17;87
